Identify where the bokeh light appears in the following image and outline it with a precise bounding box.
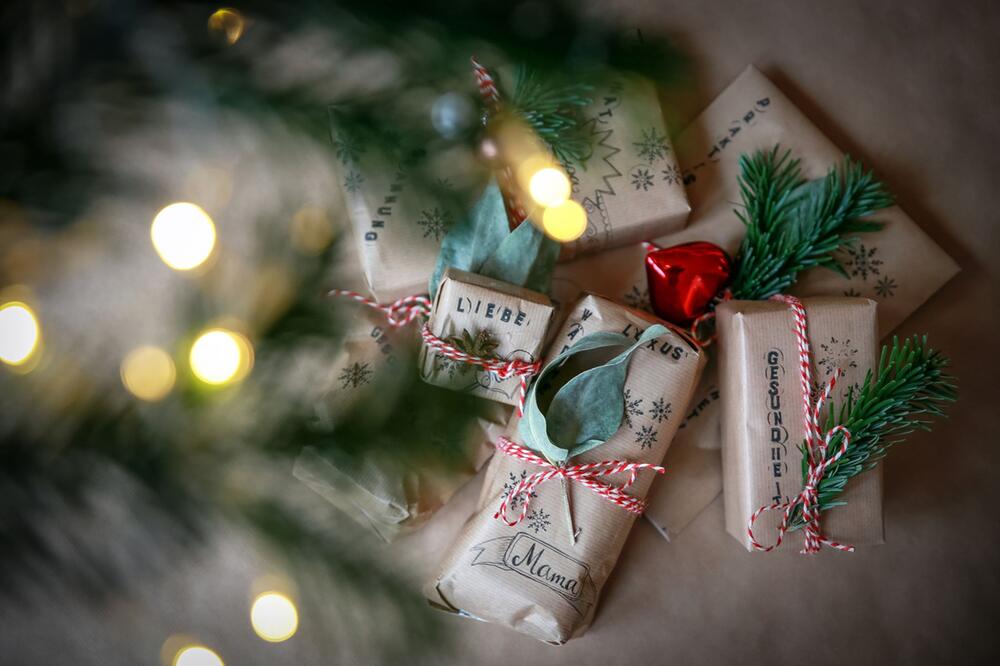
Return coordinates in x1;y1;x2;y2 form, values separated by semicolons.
290;206;333;255
208;8;245;45
173;645;224;666
189;328;253;386
0;301;41;367
151;203;217;271
121;346;176;401
542;199;587;242
528;167;571;207
250;592;299;642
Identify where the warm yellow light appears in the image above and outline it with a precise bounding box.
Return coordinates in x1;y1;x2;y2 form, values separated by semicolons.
173;645;224;666
0;301;40;366
290;206;333;255
542;200;587;242
121;346;176;401
208;8;245;45
528;167;571;207
189;329;252;385
151;203;217;271
250;592;299;642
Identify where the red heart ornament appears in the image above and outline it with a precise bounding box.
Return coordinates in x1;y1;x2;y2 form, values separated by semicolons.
645;241;732;326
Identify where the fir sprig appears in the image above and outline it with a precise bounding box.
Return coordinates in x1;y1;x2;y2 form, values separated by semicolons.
507;65;595;166
730;147;894;301
790;336;956;528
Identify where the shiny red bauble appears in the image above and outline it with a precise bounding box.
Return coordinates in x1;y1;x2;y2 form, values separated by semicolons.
644;241;732;326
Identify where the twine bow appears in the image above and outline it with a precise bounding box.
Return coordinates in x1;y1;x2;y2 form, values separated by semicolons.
492;437;665;527
746;294;855;554
328;290;540;415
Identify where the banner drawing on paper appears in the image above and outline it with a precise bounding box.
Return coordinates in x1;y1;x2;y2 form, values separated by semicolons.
469;533;597;615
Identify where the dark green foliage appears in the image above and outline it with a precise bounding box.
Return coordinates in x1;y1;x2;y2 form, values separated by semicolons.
506;65;595;166
730;146;894;301
789;336;956;528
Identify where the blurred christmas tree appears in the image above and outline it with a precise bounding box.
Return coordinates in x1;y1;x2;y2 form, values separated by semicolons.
0;0;685;661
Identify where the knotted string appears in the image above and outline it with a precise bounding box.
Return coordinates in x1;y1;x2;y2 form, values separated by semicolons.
746;294;855;554
492;437;665;527
328;290;539;416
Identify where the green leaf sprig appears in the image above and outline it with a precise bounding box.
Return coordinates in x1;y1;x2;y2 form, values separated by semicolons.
507;65;595;166
789;335;956;528
730;146;894;302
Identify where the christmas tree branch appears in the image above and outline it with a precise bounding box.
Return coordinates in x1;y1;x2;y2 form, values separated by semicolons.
507;65;595;166
789;336;956;529
730;146;894;301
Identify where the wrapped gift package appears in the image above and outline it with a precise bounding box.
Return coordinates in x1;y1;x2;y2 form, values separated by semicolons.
419;267;556;406
716;297;884;551
557;76;689;260
426;294;705;642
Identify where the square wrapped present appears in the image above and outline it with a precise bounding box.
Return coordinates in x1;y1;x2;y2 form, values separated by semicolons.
419;268;555;406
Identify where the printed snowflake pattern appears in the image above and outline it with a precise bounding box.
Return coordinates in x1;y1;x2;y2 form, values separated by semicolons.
649;398;672;423
338;362;373;389
502;471;537;510
844;243;883;282
526;509;551;534
634;425;658;450
435;355;466;379
843;288;862;297
817;337;859;377
875;275;898;298
333;135;364;166
623;285;651;312
343;171;364;193
661;164;682;185
417;207;452;241
623;389;644;428
633;127;670;163
630;167;654;191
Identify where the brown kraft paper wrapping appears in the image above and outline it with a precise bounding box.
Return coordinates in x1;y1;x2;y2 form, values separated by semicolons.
559;76;689;260
419;268;555;406
717;297;884;552
550;63;958;540
427;294;705;642
293;305;505;541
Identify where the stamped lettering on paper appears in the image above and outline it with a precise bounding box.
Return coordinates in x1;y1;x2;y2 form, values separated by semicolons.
764;348;789;503
470;533;597;615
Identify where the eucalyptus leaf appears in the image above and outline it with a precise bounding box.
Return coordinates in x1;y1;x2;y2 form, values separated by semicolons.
428;179;509;298
519;325;668;463
479;219;560;294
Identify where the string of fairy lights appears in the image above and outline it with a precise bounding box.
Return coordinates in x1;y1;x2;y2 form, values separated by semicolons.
0;7;588;665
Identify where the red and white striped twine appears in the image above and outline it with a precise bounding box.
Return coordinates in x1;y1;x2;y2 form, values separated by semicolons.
471;57;529;226
328;289;431;327
329;290;540;416
419;327;539;417
493;437;665;527
746;294;855;554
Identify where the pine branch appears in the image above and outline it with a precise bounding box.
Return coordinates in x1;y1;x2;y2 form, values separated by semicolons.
789;336;956;528
507;65;595;166
730;146;894;301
